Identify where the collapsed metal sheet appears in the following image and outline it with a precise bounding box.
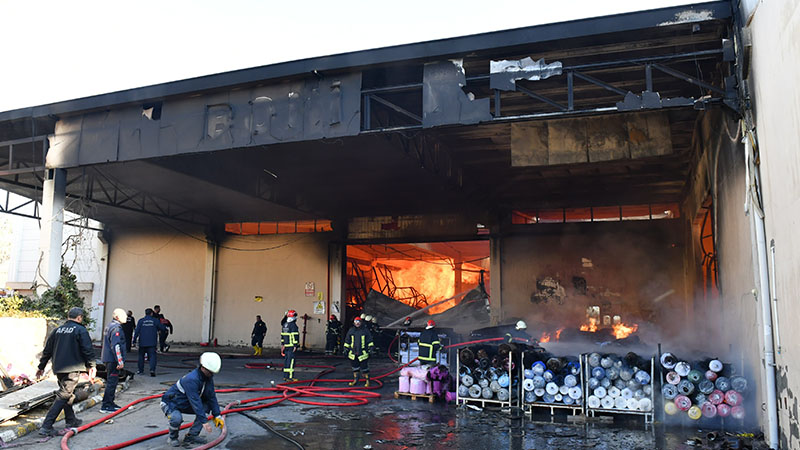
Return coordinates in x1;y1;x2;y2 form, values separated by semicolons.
422;60;491;128
490;57;562;91
47;73;361;169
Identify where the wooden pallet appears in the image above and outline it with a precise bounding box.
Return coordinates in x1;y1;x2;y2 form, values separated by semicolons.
394;391;437;403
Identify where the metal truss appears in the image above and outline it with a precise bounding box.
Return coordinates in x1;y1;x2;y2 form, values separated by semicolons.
0;189;40;220
79;168;210;225
0;168;210;226
361;48;737;132
0;135;48;177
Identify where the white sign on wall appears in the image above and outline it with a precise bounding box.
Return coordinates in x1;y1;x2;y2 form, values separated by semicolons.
313;301;325;315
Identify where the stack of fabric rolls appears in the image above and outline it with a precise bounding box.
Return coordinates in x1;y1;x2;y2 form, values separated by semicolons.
660;352;748;420
584;352;654;412
522;355;583;407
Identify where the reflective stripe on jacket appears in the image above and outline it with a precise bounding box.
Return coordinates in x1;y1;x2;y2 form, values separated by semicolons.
343;326;373;361
281;321;299;347
418;328;441;362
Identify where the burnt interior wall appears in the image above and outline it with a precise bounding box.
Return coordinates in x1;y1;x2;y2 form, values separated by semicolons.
499;221;685;341
684;109;763;430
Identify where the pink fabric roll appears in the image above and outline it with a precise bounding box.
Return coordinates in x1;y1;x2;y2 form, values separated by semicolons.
426;380;433;394
409;366;429;380
400;367;412;377
432;380;442;395
398;376;410;393
410;377;428;395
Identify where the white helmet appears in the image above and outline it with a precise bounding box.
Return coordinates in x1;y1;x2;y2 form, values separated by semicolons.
360;313;367;319
516;320;527;330
200;352;222;374
112;308;127;322
371;316;378;324
364;315;373;322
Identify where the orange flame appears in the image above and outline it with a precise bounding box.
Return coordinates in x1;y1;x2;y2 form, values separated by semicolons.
540;332;551;343
555;328;563;340
373;260;483;314
580;317;599;332
612;322;638;339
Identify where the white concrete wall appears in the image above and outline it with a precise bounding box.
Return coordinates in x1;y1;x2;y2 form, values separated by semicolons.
1;200;108;340
214;233;330;349
745;1;800;447
103;229;332;349
105;230;206;343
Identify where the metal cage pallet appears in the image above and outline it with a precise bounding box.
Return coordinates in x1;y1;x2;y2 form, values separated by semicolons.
455;345;518;409
520;351;584;417
583;354;656;424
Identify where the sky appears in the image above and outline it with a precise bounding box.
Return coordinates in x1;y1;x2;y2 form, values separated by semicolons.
0;0;703;113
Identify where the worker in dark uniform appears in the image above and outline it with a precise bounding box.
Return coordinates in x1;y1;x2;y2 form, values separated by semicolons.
280;310;300;381
160;352;224;447
35;307;96;436
100;308;128;413
251;315;267;356
344;316;374;387
153;305;173;353
134;308;165;376
505;320;532;344
418;319;442;365
325;314;341;355
122;310;135;353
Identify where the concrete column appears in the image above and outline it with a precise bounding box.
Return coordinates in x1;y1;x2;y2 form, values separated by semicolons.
36;169;66;295
201;241;217;343
328;243;344;320
489;236;503;325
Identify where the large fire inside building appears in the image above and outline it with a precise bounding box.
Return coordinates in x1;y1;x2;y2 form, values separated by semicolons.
0;1;797;449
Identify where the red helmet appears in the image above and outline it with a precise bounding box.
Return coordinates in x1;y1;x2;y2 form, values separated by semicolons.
287;310;297;318
329;315;336;320
427;319;436;328
353;316;362;324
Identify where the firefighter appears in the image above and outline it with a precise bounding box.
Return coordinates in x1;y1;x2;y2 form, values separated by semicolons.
251;315;267;356
280;310;300;381
418;319;442;365
505;320;533;343
160;352;224;447
35;307;96;436
344;316;374;387
325;314;342;355
100;308;128;413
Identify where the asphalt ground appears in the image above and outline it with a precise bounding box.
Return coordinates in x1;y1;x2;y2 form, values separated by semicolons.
3;346;767;450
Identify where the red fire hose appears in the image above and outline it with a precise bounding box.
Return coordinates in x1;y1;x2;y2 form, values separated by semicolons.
61;337;517;449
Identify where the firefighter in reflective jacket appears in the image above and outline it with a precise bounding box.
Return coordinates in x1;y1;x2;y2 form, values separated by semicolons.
344;316;374;387
280;310;300;381
418;319;442;365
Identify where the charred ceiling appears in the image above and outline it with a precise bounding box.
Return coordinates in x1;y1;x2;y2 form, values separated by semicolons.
0;2;736;230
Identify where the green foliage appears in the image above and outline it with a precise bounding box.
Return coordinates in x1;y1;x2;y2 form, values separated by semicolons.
0;265;93;328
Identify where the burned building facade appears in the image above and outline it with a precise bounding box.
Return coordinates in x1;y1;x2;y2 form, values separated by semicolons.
1;1;798;447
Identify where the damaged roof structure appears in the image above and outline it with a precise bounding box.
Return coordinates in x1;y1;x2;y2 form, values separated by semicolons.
0;2;734;226
7;2;799;448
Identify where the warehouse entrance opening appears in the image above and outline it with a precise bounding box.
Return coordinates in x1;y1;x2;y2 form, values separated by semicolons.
345;241;490;327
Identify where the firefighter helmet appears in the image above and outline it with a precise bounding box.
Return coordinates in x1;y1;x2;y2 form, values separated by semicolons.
200;352;222;374
426;319;436;329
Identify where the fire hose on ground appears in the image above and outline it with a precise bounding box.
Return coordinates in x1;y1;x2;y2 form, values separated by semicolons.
60;337;517;449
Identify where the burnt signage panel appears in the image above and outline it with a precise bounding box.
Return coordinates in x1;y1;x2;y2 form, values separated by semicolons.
47;73;361;169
